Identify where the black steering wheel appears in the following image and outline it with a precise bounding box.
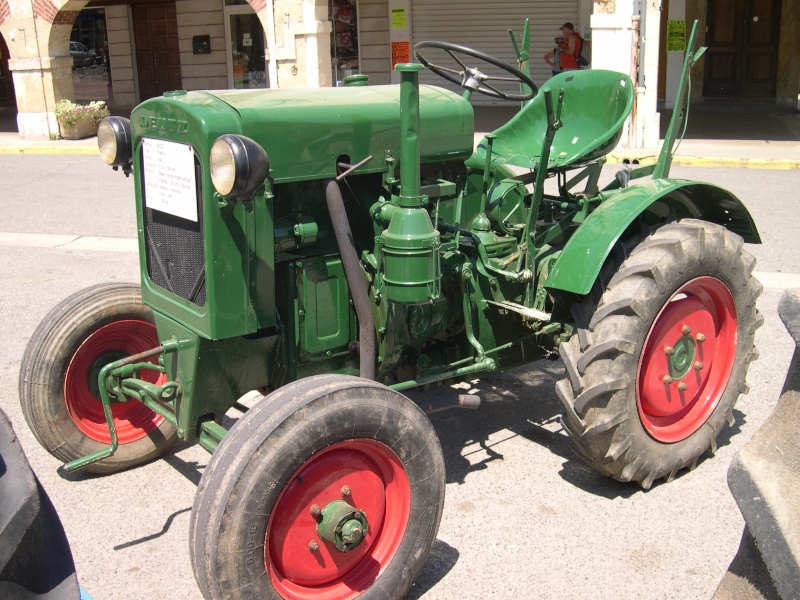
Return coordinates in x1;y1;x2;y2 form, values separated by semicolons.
414;41;538;102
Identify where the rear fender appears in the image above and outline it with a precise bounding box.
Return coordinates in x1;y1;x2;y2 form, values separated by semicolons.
545;179;761;296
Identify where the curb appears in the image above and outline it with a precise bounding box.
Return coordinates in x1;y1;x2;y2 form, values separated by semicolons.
1;142;798;170
0;145;98;155
608;152;800;170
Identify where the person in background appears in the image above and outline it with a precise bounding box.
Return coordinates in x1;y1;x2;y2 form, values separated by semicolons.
543;34;566;77
559;22;584;71
233;52;249;78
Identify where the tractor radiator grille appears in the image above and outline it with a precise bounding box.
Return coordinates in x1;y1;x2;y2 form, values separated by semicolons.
141;155;207;307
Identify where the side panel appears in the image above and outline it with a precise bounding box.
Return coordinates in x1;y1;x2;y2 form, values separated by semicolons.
297;258;352;358
545;179;761;295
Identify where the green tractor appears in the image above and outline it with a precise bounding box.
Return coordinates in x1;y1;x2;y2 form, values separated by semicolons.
19;21;760;599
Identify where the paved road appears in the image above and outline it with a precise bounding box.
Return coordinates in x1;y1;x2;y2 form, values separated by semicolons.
0;155;797;599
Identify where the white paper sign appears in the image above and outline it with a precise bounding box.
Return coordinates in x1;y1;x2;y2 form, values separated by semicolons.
142;138;198;222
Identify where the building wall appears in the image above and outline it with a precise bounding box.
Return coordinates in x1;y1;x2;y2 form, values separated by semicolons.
176;0;227;90
358;0;389;85
105;4;134;105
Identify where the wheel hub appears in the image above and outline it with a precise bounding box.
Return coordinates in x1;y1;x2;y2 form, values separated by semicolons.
667;334;696;380
316;500;369;552
65;319;165;444
266;440;411;595
88;350;127;402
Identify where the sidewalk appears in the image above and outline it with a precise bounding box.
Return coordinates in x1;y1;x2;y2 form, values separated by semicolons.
471;102;800;170
610;102;800;170
1;102;798;169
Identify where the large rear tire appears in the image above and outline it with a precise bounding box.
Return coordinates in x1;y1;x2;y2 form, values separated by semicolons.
190;374;445;600
557;220;762;489
18;283;177;474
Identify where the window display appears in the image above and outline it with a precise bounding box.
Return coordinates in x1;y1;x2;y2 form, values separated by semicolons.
329;0;359;83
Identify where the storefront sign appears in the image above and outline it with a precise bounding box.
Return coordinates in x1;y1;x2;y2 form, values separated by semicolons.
392;8;406;29
391;41;410;67
666;20;686;52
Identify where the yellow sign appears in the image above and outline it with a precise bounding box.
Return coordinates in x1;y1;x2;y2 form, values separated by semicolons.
392;8;406;30
666;20;686;52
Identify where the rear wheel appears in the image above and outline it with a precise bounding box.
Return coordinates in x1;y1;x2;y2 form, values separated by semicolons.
18;283;177;474
190;374;445;600
557;220;762;488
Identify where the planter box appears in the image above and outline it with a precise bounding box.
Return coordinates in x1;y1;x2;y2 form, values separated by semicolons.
58;117;98;140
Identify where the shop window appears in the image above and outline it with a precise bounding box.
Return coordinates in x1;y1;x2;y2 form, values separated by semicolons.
70;8;112;104
330;0;359;84
226;9;268;89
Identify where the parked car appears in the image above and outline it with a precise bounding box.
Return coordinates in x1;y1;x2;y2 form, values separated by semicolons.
70;41;96;68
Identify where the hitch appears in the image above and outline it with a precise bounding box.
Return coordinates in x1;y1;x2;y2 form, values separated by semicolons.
62;339;184;473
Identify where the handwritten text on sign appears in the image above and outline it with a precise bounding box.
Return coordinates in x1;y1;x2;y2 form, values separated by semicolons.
142;138;198;222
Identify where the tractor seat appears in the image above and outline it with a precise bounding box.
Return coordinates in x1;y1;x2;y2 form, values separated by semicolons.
474;69;634;172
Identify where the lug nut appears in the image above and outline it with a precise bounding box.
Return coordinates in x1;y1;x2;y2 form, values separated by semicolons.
308;540;319;552
341;485;352;497
694;362;704;370
664;346;675;355
677;382;688;392
663;375;674;384
696;333;706;342
682;325;692;335
310;504;321;518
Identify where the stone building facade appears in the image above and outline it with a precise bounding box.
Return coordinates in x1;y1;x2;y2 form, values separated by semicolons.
0;0;798;146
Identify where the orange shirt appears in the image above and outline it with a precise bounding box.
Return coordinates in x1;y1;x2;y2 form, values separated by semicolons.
561;33;582;70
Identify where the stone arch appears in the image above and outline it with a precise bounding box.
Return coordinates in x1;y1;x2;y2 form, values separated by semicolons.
41;1;92;110
1;0;92;137
43;0;90;59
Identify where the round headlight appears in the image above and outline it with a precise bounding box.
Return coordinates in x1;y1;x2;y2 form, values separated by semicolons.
210;138;236;196
97;117;132;166
209;135;270;200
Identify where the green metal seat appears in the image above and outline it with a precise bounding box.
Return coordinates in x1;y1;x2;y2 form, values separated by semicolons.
475;69;634;171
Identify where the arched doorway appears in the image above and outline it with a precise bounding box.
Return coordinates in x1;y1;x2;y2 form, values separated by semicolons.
0;32;15;132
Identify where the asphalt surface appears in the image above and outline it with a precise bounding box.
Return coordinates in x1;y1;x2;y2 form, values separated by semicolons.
0;154;798;600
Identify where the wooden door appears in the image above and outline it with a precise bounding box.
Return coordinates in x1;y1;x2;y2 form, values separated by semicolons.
132;2;181;101
704;0;781;97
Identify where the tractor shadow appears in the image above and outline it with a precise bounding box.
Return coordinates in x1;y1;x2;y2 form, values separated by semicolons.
412;357;641;500
414;358;747;500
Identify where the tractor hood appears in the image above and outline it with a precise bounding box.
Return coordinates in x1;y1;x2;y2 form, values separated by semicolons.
132;85;474;184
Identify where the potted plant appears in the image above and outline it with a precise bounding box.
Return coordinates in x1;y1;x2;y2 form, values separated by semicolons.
54;99;110;140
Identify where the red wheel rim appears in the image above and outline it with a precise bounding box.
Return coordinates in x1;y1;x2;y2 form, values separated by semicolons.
64;320;165;444
266;439;410;600
637;277;738;443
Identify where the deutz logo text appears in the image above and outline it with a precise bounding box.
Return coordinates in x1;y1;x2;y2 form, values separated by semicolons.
139;115;189;134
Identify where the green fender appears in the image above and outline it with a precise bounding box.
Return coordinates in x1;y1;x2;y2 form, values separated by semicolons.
545;179;761;295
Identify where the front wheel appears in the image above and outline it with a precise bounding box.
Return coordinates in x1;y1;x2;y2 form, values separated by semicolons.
18;283;177;474
190;375;445;600
557;220;762;489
